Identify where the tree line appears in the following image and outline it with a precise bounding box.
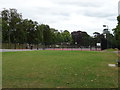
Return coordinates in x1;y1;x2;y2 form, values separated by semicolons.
113;16;120;50
0;8;119;50
1;8;73;49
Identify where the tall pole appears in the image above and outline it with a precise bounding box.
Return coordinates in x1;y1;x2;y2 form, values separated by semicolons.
8;28;11;49
103;25;109;49
42;28;44;50
106;25;109;49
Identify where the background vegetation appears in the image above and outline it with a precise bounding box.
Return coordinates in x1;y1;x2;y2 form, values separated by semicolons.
0;8;120;50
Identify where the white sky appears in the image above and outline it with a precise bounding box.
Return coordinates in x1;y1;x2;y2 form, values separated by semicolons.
0;0;119;36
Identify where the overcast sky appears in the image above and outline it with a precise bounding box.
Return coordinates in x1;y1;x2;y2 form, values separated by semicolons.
0;0;119;35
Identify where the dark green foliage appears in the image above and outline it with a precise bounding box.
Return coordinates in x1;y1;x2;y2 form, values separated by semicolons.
1;8;118;49
41;24;51;45
71;31;91;47
113;16;120;49
61;30;72;43
1;9;73;48
93;29;116;50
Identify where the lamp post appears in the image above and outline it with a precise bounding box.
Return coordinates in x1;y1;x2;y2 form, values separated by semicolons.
7;23;11;49
42;29;44;50
103;25;109;49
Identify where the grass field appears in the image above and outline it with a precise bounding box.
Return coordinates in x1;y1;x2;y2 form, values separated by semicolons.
2;50;118;88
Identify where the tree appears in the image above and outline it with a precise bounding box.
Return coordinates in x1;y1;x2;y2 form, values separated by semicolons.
35;24;43;49
39;24;51;46
113;16;120;49
102;28;115;49
71;31;82;45
2;8;23;48
27;20;37;45
15;20;26;45
93;32;100;39
1;9;10;44
71;31;90;47
9;9;22;48
56;31;64;44
93;32;101;47
80;31;90;46
61;30;72;43
93;30;115;50
49;28;59;44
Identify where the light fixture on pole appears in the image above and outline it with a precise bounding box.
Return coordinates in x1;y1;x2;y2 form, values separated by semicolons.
103;25;109;49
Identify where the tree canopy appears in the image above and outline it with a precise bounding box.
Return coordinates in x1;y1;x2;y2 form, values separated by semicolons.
113;16;120;49
1;8;119;49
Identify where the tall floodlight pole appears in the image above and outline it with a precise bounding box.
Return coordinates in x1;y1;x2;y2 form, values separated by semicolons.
8;23;11;49
42;29;44;50
103;25;109;49
42;28;45;50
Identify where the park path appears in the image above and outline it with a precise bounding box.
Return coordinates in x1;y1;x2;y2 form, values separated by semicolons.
0;48;101;52
0;49;39;52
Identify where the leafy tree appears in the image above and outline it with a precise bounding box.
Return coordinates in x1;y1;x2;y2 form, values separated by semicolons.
71;31;90;47
3;8;117;50
15;20;26;44
1;9;10;43
102;28;115;49
35;25;43;44
49;28;59;44
61;30;72;43
93;31;115;50
39;24;51;46
113;16;120;49
2;8;23;48
93;32;101;47
9;9;22;48
56;32;64;44
80;31;90;46
21;19;38;45
27;20;37;44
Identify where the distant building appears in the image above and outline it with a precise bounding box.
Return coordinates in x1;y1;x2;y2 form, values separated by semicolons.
118;0;120;15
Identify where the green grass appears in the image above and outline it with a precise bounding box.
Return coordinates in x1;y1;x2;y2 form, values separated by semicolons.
104;48;118;52
2;50;118;88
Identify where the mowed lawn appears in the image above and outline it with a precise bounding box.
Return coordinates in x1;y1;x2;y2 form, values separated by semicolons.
2;50;118;88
